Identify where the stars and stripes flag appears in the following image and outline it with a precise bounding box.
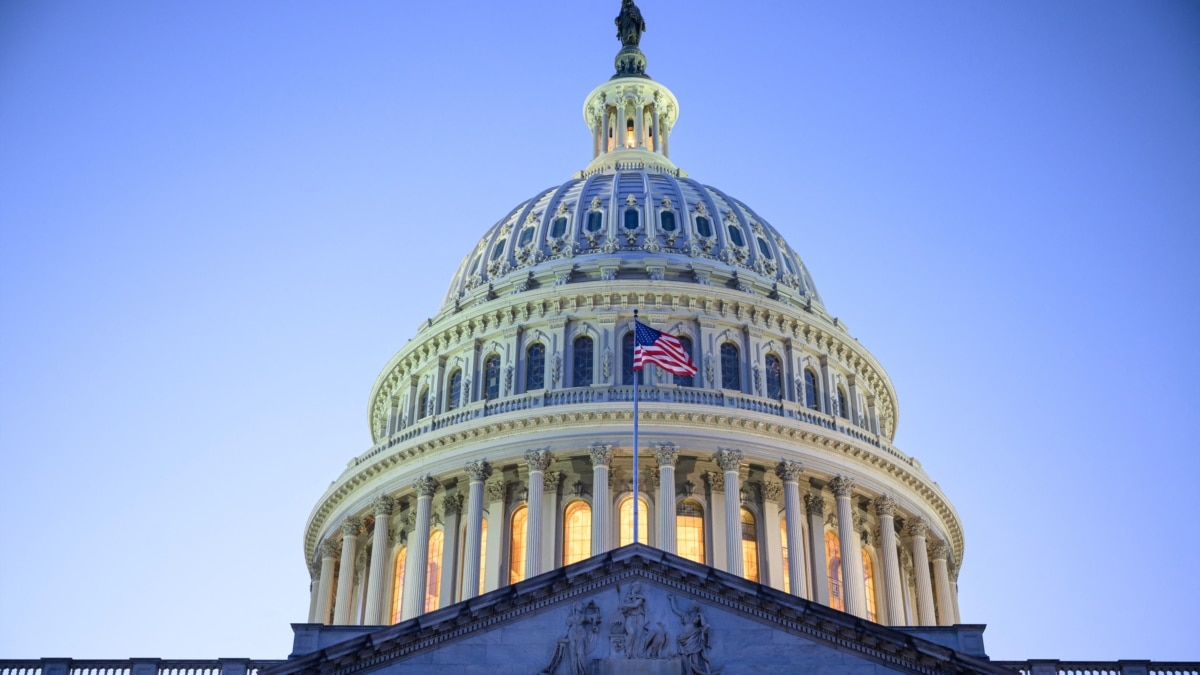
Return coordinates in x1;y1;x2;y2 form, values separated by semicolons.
633;320;697;376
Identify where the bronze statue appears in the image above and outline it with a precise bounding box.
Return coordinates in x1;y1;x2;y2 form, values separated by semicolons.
616;0;646;48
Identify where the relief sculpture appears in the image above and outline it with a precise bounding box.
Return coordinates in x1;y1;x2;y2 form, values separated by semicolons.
670;594;718;675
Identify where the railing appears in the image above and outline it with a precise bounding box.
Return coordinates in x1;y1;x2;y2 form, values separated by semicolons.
0;660;284;675
355;385;914;468
992;661;1200;675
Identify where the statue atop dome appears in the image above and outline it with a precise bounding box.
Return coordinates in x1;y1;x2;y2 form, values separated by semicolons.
615;0;646;48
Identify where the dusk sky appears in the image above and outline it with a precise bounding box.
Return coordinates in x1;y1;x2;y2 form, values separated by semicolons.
2;0;1198;663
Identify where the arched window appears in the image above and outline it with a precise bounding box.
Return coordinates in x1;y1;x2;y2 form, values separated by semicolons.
418;388;430;419
446;369;462;411
674;336;694;387
825;530;844;611
509;506;528;585
425;530;443;612
526;343;545;390
765;354;783;399
390;547;407;623
781;517;790;594
741;508;760;583
720;342;741;391
862;546;878;623
837;386;849;419
618;495;649;546
622;332;643;385
484;354;501;400
676;500;705;564
804;369;819;410
461;519;487;596
573;336;594;387
562;501;592;566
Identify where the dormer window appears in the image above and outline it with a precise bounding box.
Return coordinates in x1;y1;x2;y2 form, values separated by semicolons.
727;223;745;247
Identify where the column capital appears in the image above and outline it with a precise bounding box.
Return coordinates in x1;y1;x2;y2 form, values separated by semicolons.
803;493;825;517
775;459;804;483
320;538;341;560
589;442;614;466
485;480;506;503
371;495;396;517
340;517;363;537
905;516;930;539
544;470;564;493
761;480;783;504
442;493;465;517
414;474;440;497
524;448;554;472
874;494;898;518
928;541;950;561
828;475;855;497
703;470;725;494
465;459;493;482
713;448;744;472
653;442;679;467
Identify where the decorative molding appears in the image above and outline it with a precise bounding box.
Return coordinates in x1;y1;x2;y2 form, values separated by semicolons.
803;493;825;517
702;470;725;494
485;480;506;503
928;541;950;561
713;448;743;473
652;442;679;467
340;517;362;537
320;539;341;560
775;459;803;483
874;495;898;518
589;443;614;467
827;475;855;498
442;494;465;517
544;470;564;493
761;480;783;504
465;459;493;482
371;495;396;517
905;517;930;539
525;448;555;472
414;474;440;497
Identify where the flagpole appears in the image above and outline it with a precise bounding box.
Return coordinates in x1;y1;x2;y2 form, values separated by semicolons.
632;309;640;546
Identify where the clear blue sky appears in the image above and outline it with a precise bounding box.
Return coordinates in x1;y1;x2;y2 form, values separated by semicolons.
2;0;1197;663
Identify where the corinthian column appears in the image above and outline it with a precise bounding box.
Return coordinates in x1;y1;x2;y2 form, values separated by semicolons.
929;541;955;626
333;517;362;625
804;493;829;605
314;539;340;625
524;449;553;579
714;449;744;577
874;495;905;626
776;460;807;598
654;443;679;553
906;517;937;626
590;443;613;554
461;460;492;600
829;476;865;619
363;496;395;624
400;475;439;620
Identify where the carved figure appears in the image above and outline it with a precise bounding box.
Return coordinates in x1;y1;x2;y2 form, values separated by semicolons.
615;0;646;47
567;601;601;674
617;581;649;658
669;594;717;675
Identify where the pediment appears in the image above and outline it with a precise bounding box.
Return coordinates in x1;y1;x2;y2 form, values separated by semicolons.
270;545;1006;675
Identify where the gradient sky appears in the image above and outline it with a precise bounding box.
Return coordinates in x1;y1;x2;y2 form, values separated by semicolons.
2;0;1198;663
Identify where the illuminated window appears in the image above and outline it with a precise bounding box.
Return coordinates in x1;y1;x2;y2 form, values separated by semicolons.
804;369;819;410
862;547;878;623
720;342;741;391
695;215;712;238
619;495;649;546
622;332;643;385
418;388;430;419
424;530;443;612
781;517;790;594
447;369;462;411
484;354;501;400
625;118;635;147
459;519;487;597
837;386;849;419
673;336;694;387
390;547;407;623
741;508;759;583
526;343;545;390
765;354;783;400
676;500;705;564
562;501;592;566
573;336;594;387
509;506;528;584
550;216;568;238
825;530;844;611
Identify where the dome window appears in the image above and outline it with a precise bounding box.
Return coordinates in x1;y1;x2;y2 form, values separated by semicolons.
781;253;796;275
660;211;676;232
518;227;535;248
586;211;604;232
622;331;643;385
727;223;745;247
491;238;507;261
765;354;783;399
550;216;568;238
695;215;712;238
572;336;594;387
804;369;820;410
484;355;501;400
446;369;463;411
720;342;741;391
756;237;773;259
624;209;639;230
526;343;545;390
673;336;694;387
625;118;636;148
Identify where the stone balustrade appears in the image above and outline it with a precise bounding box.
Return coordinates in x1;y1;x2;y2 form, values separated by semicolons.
0;660;284;675
992;661;1199;675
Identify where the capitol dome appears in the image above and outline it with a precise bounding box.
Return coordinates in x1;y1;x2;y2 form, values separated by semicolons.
302;3;964;638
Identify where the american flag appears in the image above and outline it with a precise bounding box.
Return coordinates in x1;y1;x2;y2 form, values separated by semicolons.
633;320;697;376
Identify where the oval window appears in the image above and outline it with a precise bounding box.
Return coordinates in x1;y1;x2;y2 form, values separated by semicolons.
518;227;535;247
587;212;604;232
660;212;676;232
727;223;745;247
550;216;568;238
491;238;507;261
624;210;639;230
756;237;773;258
695;216;712;238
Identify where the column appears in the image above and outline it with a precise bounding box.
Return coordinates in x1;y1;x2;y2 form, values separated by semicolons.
590;443;613;554
847;374;862;426
949;562;962;624
874;496;905;626
776;461;808;598
400;475;439;620
829;476;866;619
654;443;679;553
542;470;562;572
461;460;492;600
363;496;396;624
803;492;829;604
929;541;955;626
661;120;670;157
651;105;661;154
307;562;320;623
633;101;644;148
523;449;553;578
714;449;744;577
439;494;464;608
601;106;611;154
761;481;785;591
314;539;339;625
905;517;937;626
482;479;506;592
333;517;362;625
